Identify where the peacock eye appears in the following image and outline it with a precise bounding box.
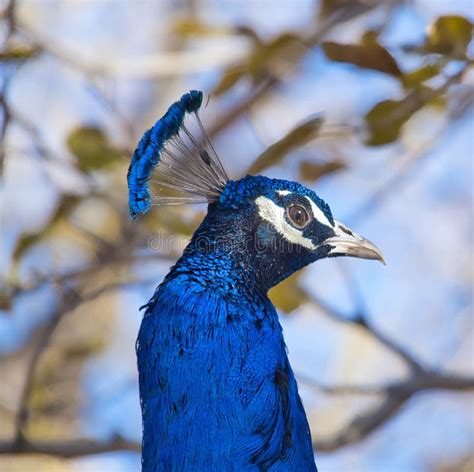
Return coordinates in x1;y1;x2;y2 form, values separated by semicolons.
287;204;310;229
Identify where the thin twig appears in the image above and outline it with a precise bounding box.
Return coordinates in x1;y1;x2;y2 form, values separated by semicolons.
306;289;425;372
0;436;140;457
13;287;82;443
297;372;387;395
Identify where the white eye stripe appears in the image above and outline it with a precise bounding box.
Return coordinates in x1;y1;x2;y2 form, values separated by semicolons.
255;196;316;250
276;190;333;228
304;196;332;228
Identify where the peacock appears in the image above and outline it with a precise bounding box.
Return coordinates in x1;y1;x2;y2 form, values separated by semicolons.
127;91;384;471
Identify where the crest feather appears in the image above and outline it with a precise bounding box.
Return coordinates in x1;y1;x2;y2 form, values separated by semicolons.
127;90;228;219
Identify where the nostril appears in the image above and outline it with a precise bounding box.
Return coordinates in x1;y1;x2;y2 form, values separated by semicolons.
339;225;354;236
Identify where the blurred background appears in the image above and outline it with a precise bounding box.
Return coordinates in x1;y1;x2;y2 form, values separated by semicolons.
1;0;473;471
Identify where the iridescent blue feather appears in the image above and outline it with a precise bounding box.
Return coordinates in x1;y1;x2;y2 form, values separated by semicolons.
127;90;228;219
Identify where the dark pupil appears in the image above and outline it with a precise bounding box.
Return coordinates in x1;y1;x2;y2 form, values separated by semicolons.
289;205;308;227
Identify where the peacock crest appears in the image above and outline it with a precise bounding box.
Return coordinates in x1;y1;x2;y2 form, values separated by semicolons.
127;90;229;220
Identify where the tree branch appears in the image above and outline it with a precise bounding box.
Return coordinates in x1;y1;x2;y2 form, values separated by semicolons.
13;287;82;442
0;0;18;174
0;436;140;458
313;370;474;452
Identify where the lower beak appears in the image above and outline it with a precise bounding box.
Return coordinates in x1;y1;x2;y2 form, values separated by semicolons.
324;221;386;265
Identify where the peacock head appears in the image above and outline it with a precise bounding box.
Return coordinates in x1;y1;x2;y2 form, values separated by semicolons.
127;91;384;290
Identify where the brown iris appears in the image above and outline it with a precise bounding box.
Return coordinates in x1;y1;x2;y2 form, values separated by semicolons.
287;204;310;229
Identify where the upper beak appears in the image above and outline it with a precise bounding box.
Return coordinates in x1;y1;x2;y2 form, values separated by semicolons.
324;221;386;265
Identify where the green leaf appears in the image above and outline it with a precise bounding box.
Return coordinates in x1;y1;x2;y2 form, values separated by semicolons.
67;126;122;172
322;41;401;76
364;92;426;146
13;195;81;261
63;336;106;360
402;63;441;88
247;33;304;79
426;15;473;57
299;160;345;182
365;100;408;146
269;272;307;314
246;115;323;174
365;84;450;146
213;65;247;96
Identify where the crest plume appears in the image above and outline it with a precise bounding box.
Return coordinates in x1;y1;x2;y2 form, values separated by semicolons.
127;90;229;219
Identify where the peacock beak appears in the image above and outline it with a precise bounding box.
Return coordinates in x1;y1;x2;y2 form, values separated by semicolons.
324;221;385;265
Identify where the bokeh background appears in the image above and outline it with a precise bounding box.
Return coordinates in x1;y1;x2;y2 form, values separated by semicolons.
1;0;473;471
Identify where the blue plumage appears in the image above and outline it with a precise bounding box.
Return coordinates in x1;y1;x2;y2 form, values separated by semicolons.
128;90;217;219
130;93;384;471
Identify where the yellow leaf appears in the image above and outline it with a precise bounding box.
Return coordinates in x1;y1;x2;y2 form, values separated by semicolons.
269;272;307;314
365;86;447;146
247;33;305;79
213;65;247;96
322;41;401;76
402;63;441;89
0;44;40;61
67;126;122;172
173;18;260;42
247;115;323;174
173;18;230;37
427;15;473;57
299;160;345;182
13;196;81;261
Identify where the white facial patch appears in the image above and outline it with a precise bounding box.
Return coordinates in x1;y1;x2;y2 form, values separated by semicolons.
255;196;316;250
304;196;332;228
277;190;333;228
